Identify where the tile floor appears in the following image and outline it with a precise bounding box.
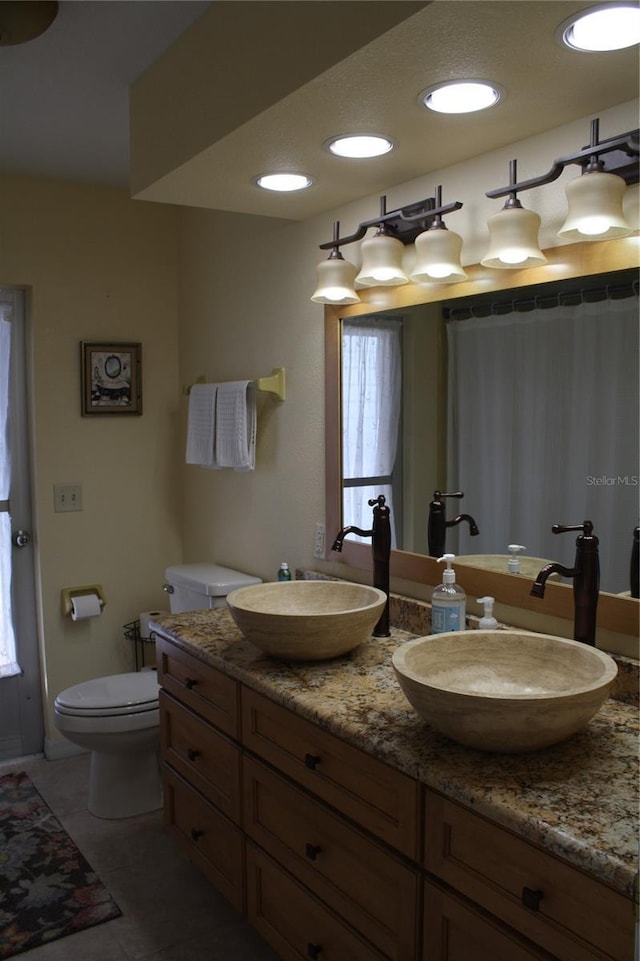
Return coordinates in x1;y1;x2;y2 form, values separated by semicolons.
1;753;280;961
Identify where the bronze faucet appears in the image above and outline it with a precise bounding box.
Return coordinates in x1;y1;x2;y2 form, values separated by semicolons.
331;494;391;637
530;521;600;646
427;490;480;557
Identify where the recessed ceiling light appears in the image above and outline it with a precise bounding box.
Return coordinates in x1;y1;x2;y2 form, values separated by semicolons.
421;81;502;114
558;3;640;51
255;173;313;192
326;134;394;158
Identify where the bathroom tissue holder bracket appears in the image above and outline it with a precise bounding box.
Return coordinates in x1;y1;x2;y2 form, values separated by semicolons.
61;585;106;617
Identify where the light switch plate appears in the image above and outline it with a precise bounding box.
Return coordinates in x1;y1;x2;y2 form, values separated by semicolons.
54;483;83;513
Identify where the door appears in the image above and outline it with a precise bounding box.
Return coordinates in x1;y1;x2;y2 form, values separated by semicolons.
0;288;43;759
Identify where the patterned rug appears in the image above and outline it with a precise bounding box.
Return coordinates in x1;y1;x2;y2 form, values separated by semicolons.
0;771;121;959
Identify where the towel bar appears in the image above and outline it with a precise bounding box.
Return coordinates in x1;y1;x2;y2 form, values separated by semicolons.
184;368;286;401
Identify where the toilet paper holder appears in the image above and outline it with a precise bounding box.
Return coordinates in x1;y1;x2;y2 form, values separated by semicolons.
61;584;106;617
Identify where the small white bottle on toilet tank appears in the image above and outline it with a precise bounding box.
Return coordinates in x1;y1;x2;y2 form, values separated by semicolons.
431;554;466;633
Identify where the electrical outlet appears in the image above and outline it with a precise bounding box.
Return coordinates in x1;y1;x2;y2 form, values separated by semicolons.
54;483;83;513
313;522;326;559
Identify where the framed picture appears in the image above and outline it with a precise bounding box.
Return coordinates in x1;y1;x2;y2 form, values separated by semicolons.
81;342;142;415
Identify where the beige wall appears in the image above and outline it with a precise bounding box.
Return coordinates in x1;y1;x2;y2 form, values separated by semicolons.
0;176;183;749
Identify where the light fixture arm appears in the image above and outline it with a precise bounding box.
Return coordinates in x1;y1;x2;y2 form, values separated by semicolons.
486;119;639;200
319;191;463;251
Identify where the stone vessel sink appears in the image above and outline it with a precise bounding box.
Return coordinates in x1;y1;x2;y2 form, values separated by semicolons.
226;580;386;661
392;631;618;753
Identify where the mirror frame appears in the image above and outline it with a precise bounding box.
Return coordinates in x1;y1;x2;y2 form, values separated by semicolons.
325;238;639;639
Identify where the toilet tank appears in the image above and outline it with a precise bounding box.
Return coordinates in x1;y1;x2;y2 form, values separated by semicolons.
164;563;262;613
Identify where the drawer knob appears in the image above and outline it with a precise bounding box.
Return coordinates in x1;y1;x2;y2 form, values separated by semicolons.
187;748;201;762
184;677;198;689
305;843;322;861
307;944;322;959
190;828;204;842
304;753;321;770
522;887;544;911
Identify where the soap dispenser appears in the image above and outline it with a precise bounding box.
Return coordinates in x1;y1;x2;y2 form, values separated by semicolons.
431;554;466;634
476;596;498;629
507;545;526;573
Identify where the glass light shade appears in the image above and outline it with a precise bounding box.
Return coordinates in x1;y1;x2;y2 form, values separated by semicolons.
311;256;360;305
410;227;468;284
481;205;547;269
355;233;409;287
558;171;632;241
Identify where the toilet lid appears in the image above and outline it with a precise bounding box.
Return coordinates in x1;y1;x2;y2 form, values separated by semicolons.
55;671;159;717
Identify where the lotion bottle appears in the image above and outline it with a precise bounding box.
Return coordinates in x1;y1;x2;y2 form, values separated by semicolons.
476;596;498;629
431;554;466;633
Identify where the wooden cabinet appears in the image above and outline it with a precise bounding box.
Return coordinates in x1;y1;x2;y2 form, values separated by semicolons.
423;886;550;961
157;632;634;961
243;754;419;961
424;791;635;961
242;686;421;860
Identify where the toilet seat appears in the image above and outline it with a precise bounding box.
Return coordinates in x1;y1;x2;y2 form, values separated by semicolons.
55;671;159;718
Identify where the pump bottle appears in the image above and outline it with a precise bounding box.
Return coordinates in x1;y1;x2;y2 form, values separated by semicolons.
476;596;498;629
277;562;292;582
431;554;466;633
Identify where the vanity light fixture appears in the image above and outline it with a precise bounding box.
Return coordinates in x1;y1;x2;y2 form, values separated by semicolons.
421;80;502;114
311;222;360;305
255;173;312;192
558;2;640;51
482;159;547;269
485;119;638;253
326;134;394;158
410;185;468;283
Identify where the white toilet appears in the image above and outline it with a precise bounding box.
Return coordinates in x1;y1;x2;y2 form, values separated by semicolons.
54;562;261;819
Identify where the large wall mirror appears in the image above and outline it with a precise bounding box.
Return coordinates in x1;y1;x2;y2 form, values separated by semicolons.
325;239;640;639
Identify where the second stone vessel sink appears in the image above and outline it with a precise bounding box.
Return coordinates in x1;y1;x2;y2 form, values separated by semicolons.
392;630;618;753
226;580;386;661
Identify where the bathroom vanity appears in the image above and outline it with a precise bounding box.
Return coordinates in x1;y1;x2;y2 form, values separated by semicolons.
153;606;637;961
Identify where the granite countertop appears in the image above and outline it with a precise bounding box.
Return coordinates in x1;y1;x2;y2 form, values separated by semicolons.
151;607;639;901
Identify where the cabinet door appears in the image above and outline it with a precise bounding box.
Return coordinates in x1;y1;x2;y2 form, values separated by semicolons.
163;766;245;912
156;635;239;737
243;754;419;961
424;885;549;961
242;687;420;859
246;843;389;961
160;690;241;823
425;791;634;961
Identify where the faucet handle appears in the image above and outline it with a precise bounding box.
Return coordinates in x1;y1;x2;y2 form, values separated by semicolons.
552;521;594;537
432;490;464;501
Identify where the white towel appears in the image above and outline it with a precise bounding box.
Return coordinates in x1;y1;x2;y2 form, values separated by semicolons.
186;383;218;467
215;380;256;471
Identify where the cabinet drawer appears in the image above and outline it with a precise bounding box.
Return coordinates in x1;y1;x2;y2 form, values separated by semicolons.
160;690;241;823
156;634;239;737
243;754;419;961
424;884;549;961
162;766;244;912
246;843;389;961
425;791;634;961
242;687;420;859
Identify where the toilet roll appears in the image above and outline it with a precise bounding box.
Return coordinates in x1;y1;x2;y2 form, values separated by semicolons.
70;593;102;621
139;611;165;639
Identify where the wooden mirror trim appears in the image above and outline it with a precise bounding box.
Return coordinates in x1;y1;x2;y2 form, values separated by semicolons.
325;238;639;638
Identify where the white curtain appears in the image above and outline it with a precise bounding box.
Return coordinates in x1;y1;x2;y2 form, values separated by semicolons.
0;303;20;677
342;318;402;545
447;295;639;593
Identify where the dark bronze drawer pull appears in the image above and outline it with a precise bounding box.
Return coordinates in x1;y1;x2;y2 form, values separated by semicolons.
184;677;198;689
304;753;321;770
307;944;322;959
187;748;201;762
522;887;544;911
190;828;204;842
305;843;322;861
